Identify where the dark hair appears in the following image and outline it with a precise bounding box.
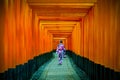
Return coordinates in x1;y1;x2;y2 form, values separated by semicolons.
60;40;63;43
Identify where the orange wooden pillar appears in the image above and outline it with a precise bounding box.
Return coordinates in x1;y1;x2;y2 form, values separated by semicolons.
67;36;72;50
1;0;33;73
93;0;120;72
71;22;81;55
81;0;120;72
39;22;45;53
32;13;40;56
0;0;5;73
80;19;84;57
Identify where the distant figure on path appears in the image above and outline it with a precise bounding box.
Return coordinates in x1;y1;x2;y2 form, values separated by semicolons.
56;40;66;65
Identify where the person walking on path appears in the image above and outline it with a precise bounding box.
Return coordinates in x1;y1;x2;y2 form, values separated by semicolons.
56;40;65;65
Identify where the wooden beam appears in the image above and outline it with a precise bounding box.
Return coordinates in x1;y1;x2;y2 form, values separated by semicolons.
38;16;81;21
28;2;95;8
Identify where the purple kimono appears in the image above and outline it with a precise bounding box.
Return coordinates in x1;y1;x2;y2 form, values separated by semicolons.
56;43;65;64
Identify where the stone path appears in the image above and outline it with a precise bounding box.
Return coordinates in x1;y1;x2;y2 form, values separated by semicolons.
30;53;89;80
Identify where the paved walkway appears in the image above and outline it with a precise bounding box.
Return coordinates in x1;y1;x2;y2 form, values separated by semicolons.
30;53;89;80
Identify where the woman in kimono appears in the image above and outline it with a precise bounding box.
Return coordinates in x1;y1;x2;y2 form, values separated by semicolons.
56;40;65;64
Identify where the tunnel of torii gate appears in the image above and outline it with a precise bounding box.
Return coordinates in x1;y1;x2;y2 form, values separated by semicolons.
0;0;120;80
